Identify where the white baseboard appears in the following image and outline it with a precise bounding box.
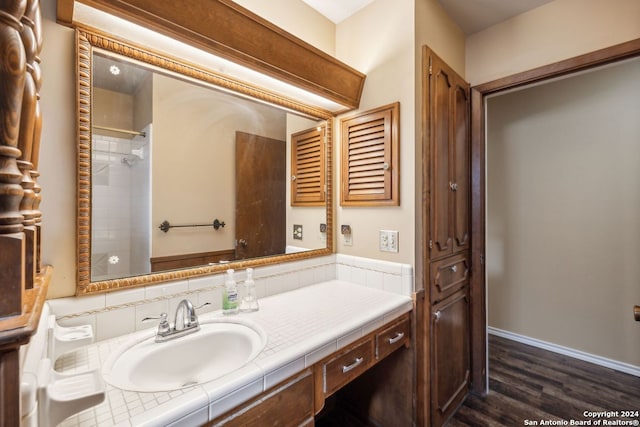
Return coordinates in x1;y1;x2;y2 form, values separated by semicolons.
488;327;640;377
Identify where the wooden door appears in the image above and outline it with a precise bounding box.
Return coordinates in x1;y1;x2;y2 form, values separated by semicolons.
428;52;470;259
235;132;286;259
431;288;470;427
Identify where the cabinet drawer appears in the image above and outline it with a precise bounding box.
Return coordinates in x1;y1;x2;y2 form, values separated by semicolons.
209;369;314;427
322;339;374;396
376;315;410;360
430;253;469;303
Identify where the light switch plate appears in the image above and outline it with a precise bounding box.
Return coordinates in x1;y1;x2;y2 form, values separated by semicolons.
379;230;398;252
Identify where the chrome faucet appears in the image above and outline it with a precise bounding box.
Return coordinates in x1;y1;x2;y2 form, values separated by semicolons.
174;299;198;331
143;299;210;342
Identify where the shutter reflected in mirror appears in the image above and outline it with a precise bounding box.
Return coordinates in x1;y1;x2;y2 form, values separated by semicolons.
291;125;326;206
340;102;399;206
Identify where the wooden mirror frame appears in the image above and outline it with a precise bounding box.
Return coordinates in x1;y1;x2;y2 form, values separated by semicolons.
75;27;335;295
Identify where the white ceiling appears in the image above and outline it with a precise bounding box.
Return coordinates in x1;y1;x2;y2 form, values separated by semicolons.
301;0;375;24
302;0;554;34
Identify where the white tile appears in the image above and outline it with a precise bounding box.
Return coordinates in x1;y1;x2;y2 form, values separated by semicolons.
334;253;351;265
362;316;385;336
383;304;413;324
166;406;208;427
336;264;351;281
209;378;263;420
105;288;145;307
188;274;222;291
383;273;403;295
305;341;336;366
350;267;367;286
197;288;222;313
401;264;413;277
48;294;106;317
264;357;305;389
298;267;316;288
265;272;298;297
96;307;136;341
135;300;169;331
144;280;188;299
365;269;384;290
401;272;414;295
337;328;362;349
129;389;209;427
253;279;267;299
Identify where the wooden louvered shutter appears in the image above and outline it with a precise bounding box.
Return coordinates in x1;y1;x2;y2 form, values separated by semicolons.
291;125;326;206
341;102;399;206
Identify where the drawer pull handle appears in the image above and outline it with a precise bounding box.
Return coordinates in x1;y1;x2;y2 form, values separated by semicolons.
450;265;458;273
388;332;405;345
342;357;364;373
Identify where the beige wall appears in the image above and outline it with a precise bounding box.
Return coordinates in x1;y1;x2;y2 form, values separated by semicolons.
152;74;286;257
39;0;76;298
232;0;335;56
487;58;640;366
334;0;464;265
466;0;640;85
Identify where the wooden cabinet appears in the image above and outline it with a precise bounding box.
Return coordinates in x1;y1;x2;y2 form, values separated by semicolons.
423;46;472;427
321;339;374;396
375;315;410;360
211;313;411;426
431;288;470;427
208;370;315;427
315;313;410;407
428;49;470;261
430;253;469;304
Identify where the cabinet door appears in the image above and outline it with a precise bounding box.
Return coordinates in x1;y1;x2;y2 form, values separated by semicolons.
428;52;470;259
452;83;470;253
429;53;453;259
431;288;470;427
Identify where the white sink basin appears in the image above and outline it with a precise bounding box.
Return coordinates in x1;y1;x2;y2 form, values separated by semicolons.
102;318;267;392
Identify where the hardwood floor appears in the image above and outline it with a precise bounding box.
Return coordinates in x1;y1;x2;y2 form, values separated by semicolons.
450;334;640;426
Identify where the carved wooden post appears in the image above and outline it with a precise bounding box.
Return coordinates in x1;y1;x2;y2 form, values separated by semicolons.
31;0;42;274
0;0;27;317
18;0;38;289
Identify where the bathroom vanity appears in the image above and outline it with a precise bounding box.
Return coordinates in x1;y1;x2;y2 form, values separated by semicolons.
53;281;412;426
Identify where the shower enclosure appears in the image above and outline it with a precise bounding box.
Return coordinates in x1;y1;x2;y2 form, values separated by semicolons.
91;124;152;281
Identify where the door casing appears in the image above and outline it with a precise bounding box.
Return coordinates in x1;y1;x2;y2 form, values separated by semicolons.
468;37;640;396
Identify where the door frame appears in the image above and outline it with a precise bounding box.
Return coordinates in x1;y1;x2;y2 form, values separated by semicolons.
469;38;640;395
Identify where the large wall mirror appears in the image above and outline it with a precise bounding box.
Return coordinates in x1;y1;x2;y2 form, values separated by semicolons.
76;28;334;295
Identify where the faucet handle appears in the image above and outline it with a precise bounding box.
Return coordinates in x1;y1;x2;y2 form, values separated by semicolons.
142;312;171;335
195;302;212;311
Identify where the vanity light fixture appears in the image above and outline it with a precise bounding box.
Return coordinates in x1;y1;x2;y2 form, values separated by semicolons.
109;64;120;76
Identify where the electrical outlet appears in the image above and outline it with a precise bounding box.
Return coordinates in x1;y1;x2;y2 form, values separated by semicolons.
293;224;303;240
341;224;353;246
379;230;399;252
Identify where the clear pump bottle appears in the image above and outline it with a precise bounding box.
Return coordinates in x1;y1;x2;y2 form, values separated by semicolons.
240;268;259;312
223;269;239;315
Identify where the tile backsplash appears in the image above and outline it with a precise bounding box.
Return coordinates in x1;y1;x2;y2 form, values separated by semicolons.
48;255;413;342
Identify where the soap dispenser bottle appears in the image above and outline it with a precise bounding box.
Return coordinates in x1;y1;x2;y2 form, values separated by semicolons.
223;269;239;315
240;268;259;312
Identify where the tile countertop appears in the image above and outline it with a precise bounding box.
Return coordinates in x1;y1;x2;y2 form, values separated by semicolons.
57;280;414;427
